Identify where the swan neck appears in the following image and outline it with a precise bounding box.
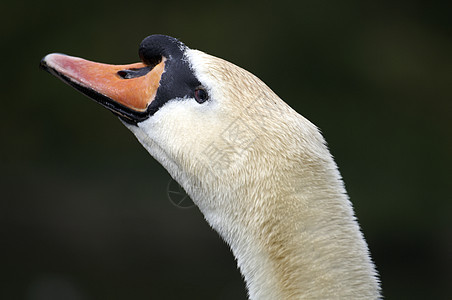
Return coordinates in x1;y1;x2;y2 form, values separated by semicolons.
201;173;381;299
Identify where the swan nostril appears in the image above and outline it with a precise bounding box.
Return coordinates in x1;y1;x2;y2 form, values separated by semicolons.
117;70;129;79
117;67;152;79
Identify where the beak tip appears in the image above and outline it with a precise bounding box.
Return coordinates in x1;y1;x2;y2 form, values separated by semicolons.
40;53;59;72
39;56;49;71
40;53;70;70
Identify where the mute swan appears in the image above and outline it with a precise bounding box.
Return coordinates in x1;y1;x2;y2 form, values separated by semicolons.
41;35;381;299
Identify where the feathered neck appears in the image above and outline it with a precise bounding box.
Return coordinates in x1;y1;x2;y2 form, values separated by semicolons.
194;133;381;299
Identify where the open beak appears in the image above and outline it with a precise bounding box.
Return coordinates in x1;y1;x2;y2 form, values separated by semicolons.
40;53;165;124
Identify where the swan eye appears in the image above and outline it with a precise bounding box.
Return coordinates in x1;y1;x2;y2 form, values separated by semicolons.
194;87;208;104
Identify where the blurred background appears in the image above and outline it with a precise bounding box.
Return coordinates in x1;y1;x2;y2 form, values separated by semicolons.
1;0;451;299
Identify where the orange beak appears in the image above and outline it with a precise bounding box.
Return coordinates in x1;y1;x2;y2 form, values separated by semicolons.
40;53;165;123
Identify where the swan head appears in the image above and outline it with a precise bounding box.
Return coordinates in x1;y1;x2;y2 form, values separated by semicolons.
41;34;327;217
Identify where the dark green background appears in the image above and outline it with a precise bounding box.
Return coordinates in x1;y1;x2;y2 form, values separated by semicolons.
2;0;451;299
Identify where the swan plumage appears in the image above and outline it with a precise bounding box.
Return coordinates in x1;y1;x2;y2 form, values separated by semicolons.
41;35;381;299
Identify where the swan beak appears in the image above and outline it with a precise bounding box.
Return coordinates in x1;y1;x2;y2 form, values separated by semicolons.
40;53;165;123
